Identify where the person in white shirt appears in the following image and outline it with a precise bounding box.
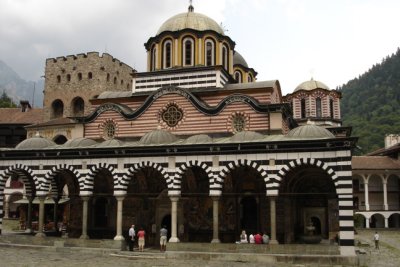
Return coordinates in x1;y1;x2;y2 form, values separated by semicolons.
374;231;380;249
128;224;135;251
249;233;255;243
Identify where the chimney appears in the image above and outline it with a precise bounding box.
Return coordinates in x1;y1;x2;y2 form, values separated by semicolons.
20;100;31;112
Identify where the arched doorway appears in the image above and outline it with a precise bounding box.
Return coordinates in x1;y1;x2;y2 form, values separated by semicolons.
220;166;266;243
161;214;171;240
279;165;338;243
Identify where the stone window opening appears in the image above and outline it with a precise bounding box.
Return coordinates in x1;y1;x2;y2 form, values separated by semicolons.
150;44;157;71
316;97;322;117
183;37;194;66
51;99;64;119
57;75;61;83
248;75;253;83
66;74;71;82
163;40;173;69
234;71;242;83
205;39;215;66
161;104;183;127
330;98;334;118
222;45;229;71
107;73;110;82
88;72;93;79
78;73;82;81
301;98;306;119
71;96;85;117
121;80;124;85
114;77;117;84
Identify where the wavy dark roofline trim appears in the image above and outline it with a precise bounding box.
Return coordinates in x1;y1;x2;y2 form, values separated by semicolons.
76;86;291;123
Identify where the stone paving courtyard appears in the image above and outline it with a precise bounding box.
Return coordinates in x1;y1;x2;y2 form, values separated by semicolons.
0;229;399;266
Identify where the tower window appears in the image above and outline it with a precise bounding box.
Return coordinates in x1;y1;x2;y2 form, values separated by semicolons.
66;74;71;82
107;73;110;82
150;45;157;71
183;38;194;66
234;71;242;83
57;75;61;83
163;40;173;69
88;72;92;79
78;73;82;80
222;45;229;70
205;39;215;66
114;77;117;84
316;97;322;117
301;98;306;119
248;75;253;83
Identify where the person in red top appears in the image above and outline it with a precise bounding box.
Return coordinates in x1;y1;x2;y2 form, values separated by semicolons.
254;233;262;244
137;227;146;252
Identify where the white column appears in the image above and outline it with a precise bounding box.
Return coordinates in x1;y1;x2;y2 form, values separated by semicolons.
35;196;46;237
384;217;389;228
80;196;90;239
114;196;125;241
169;196;180;243
382;175;388;210
3;196;9;219
25;197;33;233
365;217;370;229
269;196;278;244
211;196;220;243
363;175;370;211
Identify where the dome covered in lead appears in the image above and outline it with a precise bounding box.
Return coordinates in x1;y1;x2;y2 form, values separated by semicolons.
294;78;330;92
63;137;97;148
185;134;212;144
15;135;56;150
233;51;248;68
139;128;178;145
157;5;224;35
287;124;335;139
230;131;264;142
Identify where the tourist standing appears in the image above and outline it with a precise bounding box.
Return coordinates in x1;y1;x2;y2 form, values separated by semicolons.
249;233;255;243
160;225;168;251
128;224;135;251
374;231;380;249
137;227;146;252
262;233;270;244
240;230;248;243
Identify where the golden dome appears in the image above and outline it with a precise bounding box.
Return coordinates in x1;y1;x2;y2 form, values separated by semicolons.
294;78;330;92
157;7;224;35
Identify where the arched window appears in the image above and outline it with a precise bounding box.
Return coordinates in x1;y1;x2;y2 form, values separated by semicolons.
114;77;117;84
301;98;306;119
316;97;322;117
205;39;215;66
222;44;229;70
247;75;253;83
183;37;194;66
51;99;64;119
66;74;71;82
71;97;85;117
107;73;110;82
234;71;242;83
150;45;157;71
78;73;82;81
88;72;92;79
163;39;173;69
330;98;334;118
57;75;61;83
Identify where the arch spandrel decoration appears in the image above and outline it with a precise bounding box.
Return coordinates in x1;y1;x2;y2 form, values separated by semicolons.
121;161;171;192
44;164;82;197
215;159;268;192
175;160;214;192
270;158;340;196
0;164;39;197
83;163;118;194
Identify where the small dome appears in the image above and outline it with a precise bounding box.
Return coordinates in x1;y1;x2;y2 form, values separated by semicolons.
185;134;212;144
230;131;264;142
97;138;125;148
287;125;335;138
16;136;56;150
63;137;97;148
233;51;248;68
139;129;178;145
294;78;330;92
157;9;224;35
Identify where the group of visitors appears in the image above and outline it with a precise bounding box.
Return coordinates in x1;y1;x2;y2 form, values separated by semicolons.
240;230;269;244
128;224;168;252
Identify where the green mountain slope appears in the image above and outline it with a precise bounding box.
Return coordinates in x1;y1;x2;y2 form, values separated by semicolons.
339;48;400;154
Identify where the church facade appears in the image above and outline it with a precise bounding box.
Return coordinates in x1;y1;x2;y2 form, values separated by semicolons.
0;4;357;256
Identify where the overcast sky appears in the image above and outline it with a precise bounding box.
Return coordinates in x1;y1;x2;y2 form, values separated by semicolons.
1;0;400;94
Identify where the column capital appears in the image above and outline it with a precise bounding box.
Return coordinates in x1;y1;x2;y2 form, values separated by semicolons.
115;195;126;201
211;196;220;201
80;196;91;201
169;196;180;202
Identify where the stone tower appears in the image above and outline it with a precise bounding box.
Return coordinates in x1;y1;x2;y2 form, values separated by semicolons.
43;52;135;121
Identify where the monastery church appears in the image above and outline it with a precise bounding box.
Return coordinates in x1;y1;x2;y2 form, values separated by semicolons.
0;4;362;256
